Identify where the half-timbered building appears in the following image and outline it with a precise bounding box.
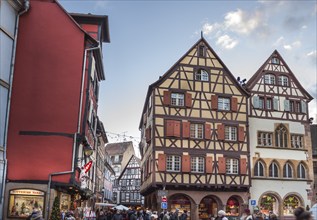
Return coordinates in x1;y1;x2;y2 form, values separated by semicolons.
117;155;144;207
246;50;314;219
139;37;250;220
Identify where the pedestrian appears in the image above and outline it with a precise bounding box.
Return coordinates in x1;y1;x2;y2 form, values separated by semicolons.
215;210;228;220
310;204;317;220
179;210;188;220
253;207;264;220
294;207;312;220
112;209;123;220
170;209;179;220
269;214;278;220
240;209;252;220
162;212;169;220
65;211;76;220
26;203;44;220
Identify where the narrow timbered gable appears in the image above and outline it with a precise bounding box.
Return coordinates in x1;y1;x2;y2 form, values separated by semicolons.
139;37;250;195
246;50;313;122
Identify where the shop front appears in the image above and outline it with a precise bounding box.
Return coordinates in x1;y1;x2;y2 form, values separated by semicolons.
169;194;191;216
199;196;218;219
8;189;45;218
225;196;241;220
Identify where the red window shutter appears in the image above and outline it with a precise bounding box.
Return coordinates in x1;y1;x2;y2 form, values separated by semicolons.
240;158;247;175
163;91;171;105
182;155;191;172
185;93;192;108
218;157;226;174
206;156;213;174
166;120;175;136
145;127;151;143
174;121;181;137
158;154;166;172
166;120;181;137
182;122;190;138
205;124;211;139
231;97;238;112
217;124;225;140
238;126;244;142
211;95;218;110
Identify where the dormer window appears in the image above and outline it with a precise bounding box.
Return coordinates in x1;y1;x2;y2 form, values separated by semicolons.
195;69;209;81
264;74;275;85
198;45;205;57
271;57;280;64
278;75;289;86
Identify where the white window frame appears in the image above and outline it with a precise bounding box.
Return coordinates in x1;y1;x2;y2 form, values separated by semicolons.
171;93;184;106
297;163;306;179
225;126;237;141
266;98;272;110
264;74;275;85
190;123;203;139
271;57;280;65
278;75;289;86
254;161;264;177
195;69;209;81
226;158;238;174
166;155;181;172
257;132;273;146
218;97;230;111
283;163;293;178
269;162;279;178
191;156;204;173
291;135;303;149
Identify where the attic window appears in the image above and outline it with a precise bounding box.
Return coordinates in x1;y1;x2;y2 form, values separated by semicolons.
198;45;205;57
271;57;280;65
195;69;209;81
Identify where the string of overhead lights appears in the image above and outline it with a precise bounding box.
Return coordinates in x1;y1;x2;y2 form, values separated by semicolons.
105;131;141;157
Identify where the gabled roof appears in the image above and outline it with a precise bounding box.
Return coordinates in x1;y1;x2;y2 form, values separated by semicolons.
117;154;141;180
54;0;98;45
105;141;134;155
139;37;249;128
70;13;110;43
246;50;313;101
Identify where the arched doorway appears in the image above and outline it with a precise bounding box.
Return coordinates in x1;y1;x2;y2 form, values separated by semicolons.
199;196;219;219
259;194;279;216
283;195;300;216
226;196;241;218
169;194;191;216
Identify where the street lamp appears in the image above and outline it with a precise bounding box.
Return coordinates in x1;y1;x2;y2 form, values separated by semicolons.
83;144;94;157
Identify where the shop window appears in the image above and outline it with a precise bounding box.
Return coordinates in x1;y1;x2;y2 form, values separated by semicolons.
170;194;191;214
283;196;300;215
260;194;278;216
199;197;218;219
226;196;239;217
8;189;45;218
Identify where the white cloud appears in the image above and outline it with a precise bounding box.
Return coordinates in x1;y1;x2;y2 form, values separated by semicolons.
283;41;301;50
307;50;317;58
302;25;307;29
273;36;285;47
202;22;221;35
216;35;238;49
224;9;263;35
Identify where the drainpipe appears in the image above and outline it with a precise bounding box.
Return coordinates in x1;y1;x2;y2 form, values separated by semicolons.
1;0;30;216
46;45;101;219
77;46;100;134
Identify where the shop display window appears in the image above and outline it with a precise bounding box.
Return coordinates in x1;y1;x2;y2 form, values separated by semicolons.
260;195;278;216
226;197;239;217
170;195;191;216
283;195;299;215
199;197;218;220
8;189;45;218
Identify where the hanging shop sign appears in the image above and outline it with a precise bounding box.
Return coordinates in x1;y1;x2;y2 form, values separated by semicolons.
82;161;93;173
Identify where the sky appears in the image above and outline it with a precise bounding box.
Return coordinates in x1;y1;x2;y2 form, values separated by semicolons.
60;0;317;154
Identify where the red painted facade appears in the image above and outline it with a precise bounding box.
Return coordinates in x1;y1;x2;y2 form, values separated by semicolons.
6;0;105;184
